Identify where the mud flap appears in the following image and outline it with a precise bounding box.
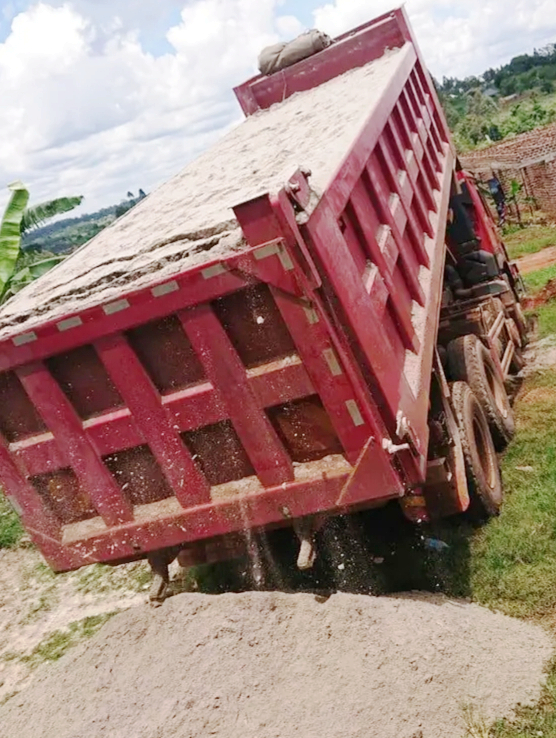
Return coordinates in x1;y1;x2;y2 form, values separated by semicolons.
337;435;404;508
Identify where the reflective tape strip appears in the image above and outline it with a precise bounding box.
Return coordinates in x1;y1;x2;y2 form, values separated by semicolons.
278;247;294;271
323;348;343;376
345;399;364;427
303;307;319;324
152;281;179;297
57;316;83;332
202;264;228;279
253;242;294;271
6;495;22;516
103;299;130;315
13;332;37;346
254;243;280;260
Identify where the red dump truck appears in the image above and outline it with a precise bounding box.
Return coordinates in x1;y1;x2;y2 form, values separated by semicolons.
0;8;525;597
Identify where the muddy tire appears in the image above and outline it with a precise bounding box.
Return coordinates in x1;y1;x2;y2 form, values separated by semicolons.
447;334;514;450
510;346;525;373
450;381;503;519
512;302;529;347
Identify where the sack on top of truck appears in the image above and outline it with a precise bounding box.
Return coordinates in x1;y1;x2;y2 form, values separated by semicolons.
258;30;333;76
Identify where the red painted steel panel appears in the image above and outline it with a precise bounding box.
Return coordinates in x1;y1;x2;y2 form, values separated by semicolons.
0;434;61;540
179;305;295;487
0;7;458;571
338;436;403;506
95;333;212;508
384;118;434;235
0;268;253;374
377;134;430;267
12;363;315;478
270;289;370;464
399;91;439;192
346;187;416;354
408;147;455;459
364;158;425;306
303;199;421;441
323;44;418;219
16;363;133;526
41;472;350;571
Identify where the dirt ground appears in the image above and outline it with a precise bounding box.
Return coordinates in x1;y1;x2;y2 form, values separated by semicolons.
0;548;149;703
516;244;556;274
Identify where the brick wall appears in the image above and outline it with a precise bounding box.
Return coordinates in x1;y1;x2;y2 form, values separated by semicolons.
460;123;556;216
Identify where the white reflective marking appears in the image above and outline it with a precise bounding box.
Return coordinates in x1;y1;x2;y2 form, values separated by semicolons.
13;332;37;346
254;243;280;260
323;348;343;376
57;316;82;332
278;247;294;271
103;299;130;315
6;495;22;516
346;400;364;427
152;281;179;297
202;264;228;279
389;192;400;213
304;307;319;324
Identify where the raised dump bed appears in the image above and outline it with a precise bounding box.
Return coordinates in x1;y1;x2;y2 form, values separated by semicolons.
0;8;520;584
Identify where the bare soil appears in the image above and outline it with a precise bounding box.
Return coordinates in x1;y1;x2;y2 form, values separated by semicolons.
516;245;556;274
522;334;556;374
0;548;148;702
0;588;551;738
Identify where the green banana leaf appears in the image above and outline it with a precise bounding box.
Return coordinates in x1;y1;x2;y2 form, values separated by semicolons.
21;196;83;233
0;181;29;289
28;255;65;277
4;256;66;298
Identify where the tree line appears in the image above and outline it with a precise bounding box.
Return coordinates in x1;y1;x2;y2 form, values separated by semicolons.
436;43;556;150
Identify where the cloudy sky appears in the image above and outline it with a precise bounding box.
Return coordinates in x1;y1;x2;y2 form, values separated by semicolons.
1;0;556;215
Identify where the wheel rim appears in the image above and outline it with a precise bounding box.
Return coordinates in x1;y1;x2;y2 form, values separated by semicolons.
472;414;499;497
484;360;508;419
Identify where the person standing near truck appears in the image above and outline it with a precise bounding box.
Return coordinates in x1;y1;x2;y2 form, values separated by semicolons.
487;175;507;226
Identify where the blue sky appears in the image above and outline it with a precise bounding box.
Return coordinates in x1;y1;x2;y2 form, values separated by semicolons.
1;0;556;213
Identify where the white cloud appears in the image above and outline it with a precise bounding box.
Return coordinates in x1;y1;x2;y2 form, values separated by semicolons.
1;0;556;217
312;0;556;80
0;0;296;212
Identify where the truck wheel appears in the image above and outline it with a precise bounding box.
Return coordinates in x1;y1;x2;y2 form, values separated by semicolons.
450;381;503;519
510;344;525;373
447;334;514;450
512;303;529;347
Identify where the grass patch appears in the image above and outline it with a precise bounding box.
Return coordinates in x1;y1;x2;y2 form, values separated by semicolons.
425;369;556;619
523;264;556;293
531;301;556;339
504;223;556;260
8;613;117;667
76;561;151;595
20;592;58;624
488;659;556;737
0;491;23;548
422;366;556;735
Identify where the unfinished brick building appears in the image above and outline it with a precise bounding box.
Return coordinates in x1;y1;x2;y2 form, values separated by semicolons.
461;123;556;217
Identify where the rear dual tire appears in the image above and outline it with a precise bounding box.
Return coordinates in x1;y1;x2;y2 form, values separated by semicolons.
450;381;503;519
447;334;514;450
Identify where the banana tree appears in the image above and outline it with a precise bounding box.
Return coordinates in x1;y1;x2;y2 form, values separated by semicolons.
0;181;83;303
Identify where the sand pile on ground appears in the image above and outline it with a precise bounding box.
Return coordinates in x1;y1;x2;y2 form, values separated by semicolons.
0;590;551;738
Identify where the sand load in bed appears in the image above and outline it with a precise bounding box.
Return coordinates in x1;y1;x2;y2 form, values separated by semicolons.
0;46;408;340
